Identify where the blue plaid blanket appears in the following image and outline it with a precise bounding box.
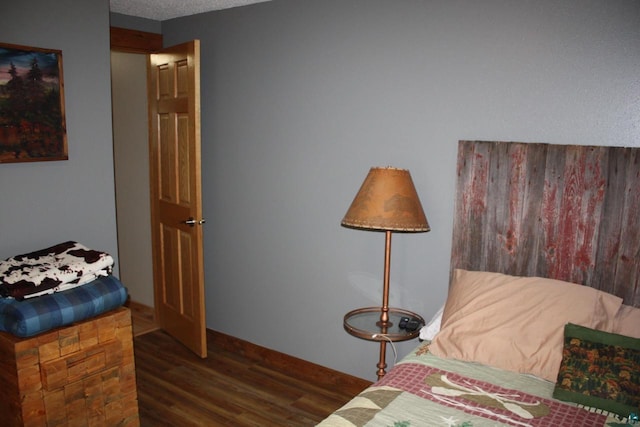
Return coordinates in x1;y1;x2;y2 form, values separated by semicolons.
0;275;127;337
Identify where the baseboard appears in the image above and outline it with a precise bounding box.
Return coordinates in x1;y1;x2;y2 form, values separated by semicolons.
126;299;151;312
127;300;159;337
207;329;372;396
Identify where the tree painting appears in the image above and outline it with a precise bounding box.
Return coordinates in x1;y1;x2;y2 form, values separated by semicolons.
0;43;67;163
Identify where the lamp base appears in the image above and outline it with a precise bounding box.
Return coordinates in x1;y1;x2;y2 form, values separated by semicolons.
375;319;394;328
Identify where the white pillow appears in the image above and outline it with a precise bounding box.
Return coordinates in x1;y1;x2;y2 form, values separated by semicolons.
419;304;444;341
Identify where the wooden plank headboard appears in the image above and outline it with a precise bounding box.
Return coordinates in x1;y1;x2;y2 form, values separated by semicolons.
451;140;640;308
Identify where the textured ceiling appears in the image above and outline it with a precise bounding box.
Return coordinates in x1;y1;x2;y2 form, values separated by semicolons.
110;0;273;21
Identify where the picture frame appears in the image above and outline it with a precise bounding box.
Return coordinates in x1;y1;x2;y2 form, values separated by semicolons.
0;42;68;163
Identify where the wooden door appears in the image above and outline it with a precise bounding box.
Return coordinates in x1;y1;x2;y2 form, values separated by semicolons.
148;40;207;357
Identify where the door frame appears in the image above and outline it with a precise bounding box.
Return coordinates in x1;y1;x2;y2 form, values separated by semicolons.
111;27;163;316
111;28;207;358
110;27;163;54
110;26;163;312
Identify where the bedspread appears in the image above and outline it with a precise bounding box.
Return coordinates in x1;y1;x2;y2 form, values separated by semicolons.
318;344;634;427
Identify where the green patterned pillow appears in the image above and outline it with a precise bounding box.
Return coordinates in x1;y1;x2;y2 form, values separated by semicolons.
553;323;640;418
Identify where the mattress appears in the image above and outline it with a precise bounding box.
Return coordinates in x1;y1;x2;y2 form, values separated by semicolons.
0;274;128;337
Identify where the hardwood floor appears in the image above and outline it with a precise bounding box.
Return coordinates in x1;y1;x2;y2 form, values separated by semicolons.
131;307;370;426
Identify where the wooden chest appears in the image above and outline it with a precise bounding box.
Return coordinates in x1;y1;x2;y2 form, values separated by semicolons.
0;307;140;426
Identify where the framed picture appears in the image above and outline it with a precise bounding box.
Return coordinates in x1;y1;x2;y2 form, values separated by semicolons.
0;42;68;163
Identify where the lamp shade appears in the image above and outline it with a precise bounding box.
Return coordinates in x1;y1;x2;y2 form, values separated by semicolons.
342;167;430;232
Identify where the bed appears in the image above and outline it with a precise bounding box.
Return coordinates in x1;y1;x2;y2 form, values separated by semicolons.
318;140;640;427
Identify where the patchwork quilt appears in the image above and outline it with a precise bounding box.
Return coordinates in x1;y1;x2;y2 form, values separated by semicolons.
0;241;114;299
318;344;637;427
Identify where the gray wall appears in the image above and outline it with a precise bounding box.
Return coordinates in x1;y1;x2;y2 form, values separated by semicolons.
161;0;640;380
0;0;119;274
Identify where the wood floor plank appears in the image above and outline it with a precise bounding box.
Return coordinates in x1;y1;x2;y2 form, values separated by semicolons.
133;328;370;426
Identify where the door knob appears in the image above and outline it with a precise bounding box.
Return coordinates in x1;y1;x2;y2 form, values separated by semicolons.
183;217;206;227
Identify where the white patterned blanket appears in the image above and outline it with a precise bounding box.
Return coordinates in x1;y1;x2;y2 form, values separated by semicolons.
0;241;114;300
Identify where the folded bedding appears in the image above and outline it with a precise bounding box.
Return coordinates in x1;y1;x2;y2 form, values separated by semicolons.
0;241;114;300
0;274;127;337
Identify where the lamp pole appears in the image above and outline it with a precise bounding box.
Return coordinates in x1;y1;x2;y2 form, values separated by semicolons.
378;230;392;328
